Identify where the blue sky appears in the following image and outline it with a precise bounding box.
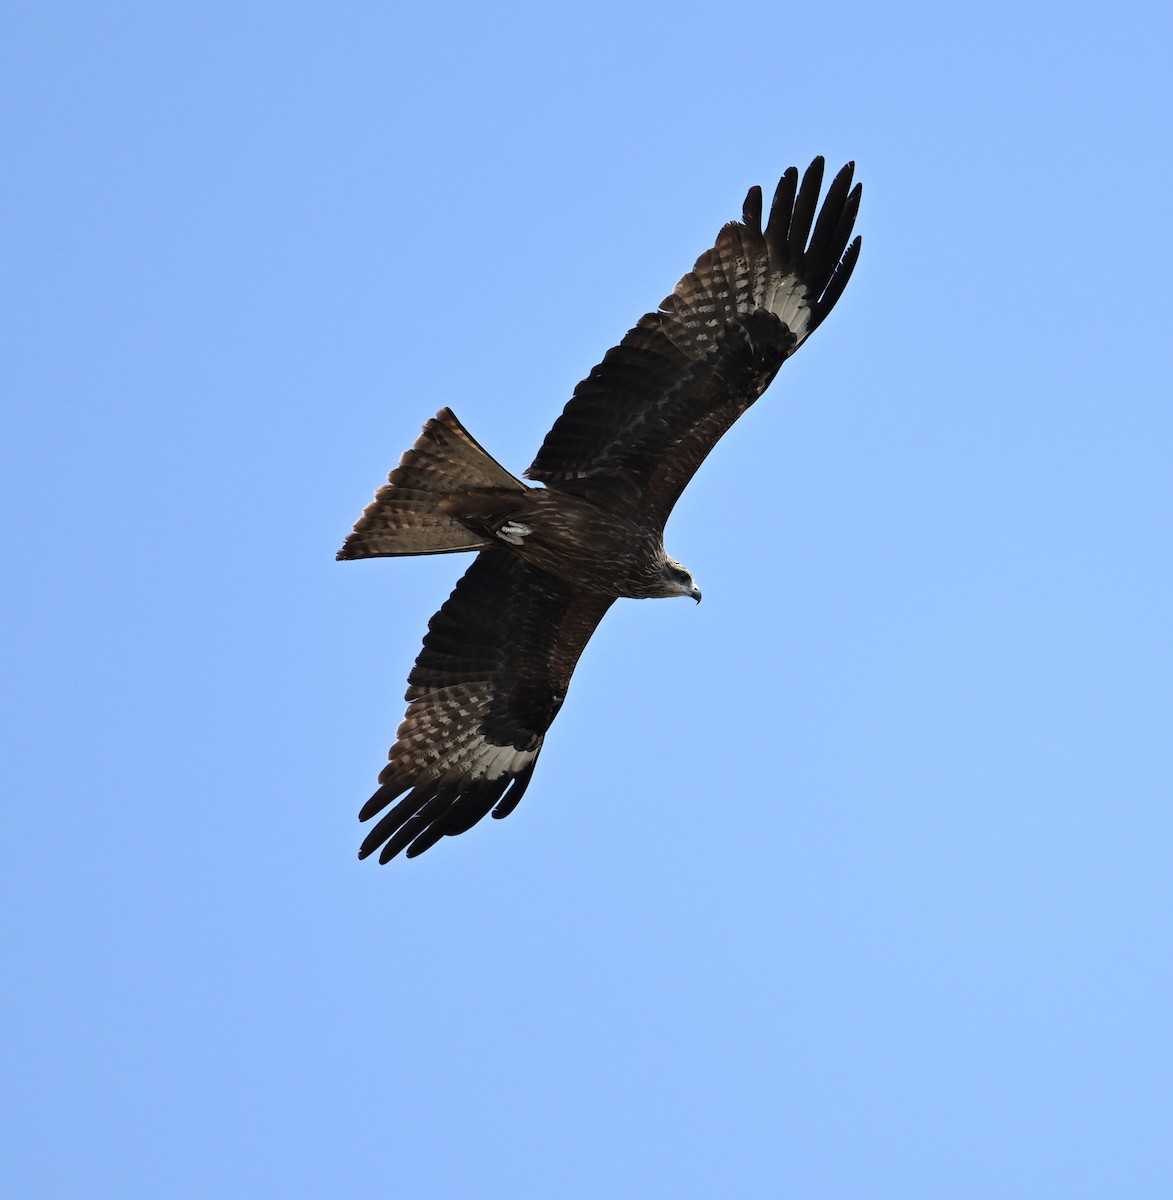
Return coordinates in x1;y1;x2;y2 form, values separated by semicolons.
4;2;1172;1196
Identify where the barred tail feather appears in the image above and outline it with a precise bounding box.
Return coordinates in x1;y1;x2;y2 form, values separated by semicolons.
337;408;525;559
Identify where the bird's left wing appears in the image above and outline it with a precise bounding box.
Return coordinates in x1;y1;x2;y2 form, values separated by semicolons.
526;158;861;526
358;550;614;862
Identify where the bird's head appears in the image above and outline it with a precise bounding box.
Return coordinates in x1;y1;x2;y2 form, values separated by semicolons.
662;556;702;603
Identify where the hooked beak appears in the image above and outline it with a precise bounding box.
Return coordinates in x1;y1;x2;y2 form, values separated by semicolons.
690;586;702;604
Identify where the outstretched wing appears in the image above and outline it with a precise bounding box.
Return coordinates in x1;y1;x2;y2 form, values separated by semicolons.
526;158;861;525
358;550;614;862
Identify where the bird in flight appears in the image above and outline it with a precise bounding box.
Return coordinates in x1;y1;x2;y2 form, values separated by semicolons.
339;157;862;863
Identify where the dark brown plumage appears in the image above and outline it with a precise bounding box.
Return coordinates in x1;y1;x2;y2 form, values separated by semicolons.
339;158;862;863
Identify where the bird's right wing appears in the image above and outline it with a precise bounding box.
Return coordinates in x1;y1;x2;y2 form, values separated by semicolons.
358;550;614;863
526;158;861;527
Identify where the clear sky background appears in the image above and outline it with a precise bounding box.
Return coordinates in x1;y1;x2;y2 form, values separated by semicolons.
4;3;1172;1197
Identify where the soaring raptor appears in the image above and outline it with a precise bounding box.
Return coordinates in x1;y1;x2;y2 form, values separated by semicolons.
339;158;862;863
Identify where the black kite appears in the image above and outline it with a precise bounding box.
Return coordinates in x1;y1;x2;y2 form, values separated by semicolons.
339;158;862;862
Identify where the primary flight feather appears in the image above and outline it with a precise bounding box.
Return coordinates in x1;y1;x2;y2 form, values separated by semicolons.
339;157;862;863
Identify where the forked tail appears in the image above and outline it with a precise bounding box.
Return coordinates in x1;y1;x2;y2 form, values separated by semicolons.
337;408;525;559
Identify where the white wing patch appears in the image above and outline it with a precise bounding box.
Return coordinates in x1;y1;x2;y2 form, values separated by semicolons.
761;272;812;343
397;684;540;783
474;739;538;781
497;520;532;546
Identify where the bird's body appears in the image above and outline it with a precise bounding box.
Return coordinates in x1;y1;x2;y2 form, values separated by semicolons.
339;158;862;862
439;484;697;601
